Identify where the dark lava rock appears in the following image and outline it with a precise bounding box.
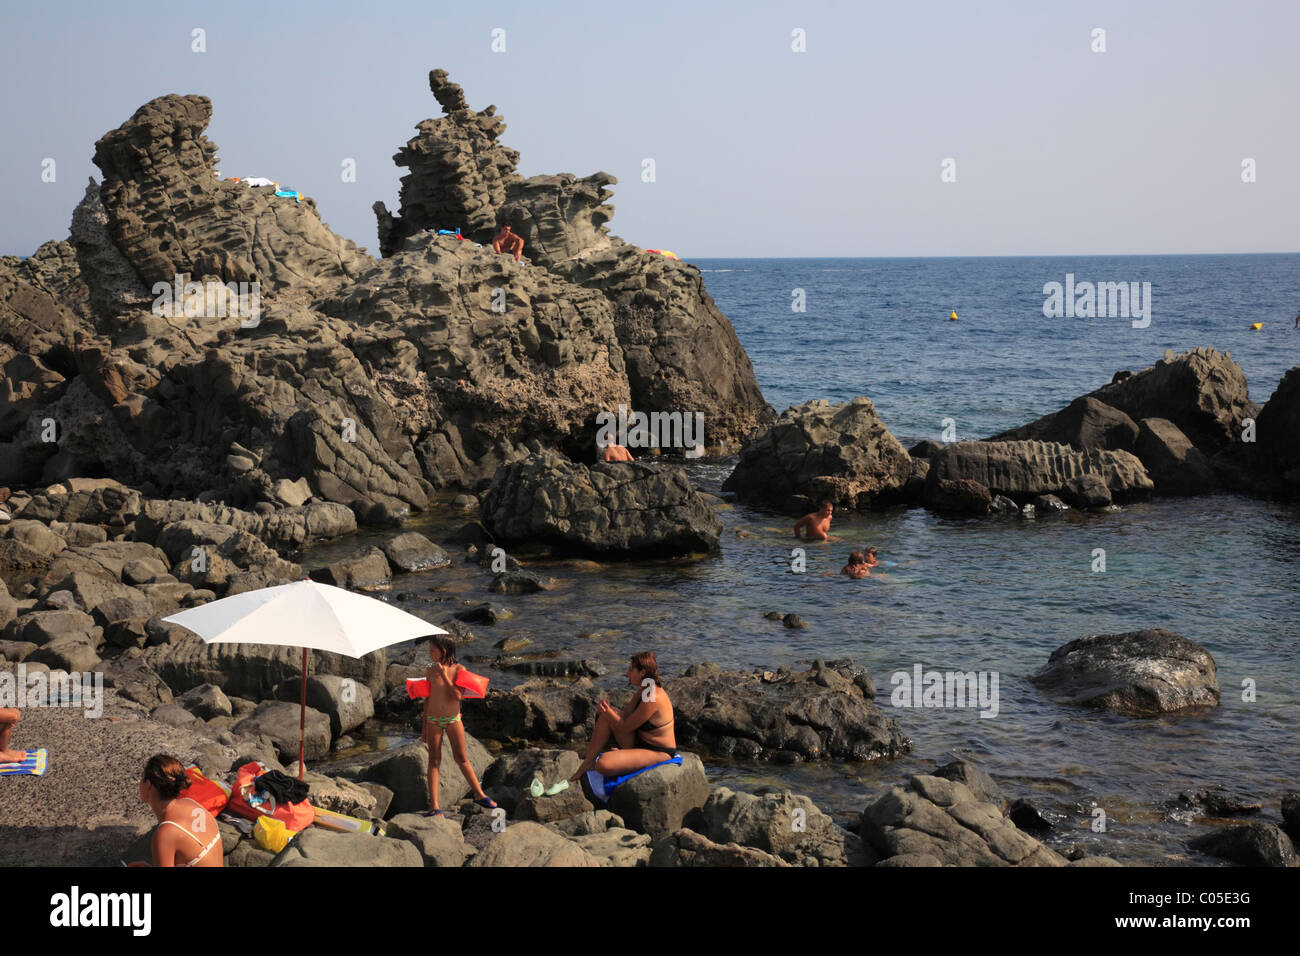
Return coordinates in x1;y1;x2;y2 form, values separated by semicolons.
1174;786;1263;817
497;658;605;678
1188;823;1295;867
488;570;548;595
382;532;451;573
1008;798;1063;833
1281;793;1300;844
1030;628;1220;716
924;440;1151;511
481;451;722;558
722;397;912;513
451;603;512;625
670;659;910;762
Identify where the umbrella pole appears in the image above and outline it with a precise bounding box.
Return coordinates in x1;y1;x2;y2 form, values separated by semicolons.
299;647;308;780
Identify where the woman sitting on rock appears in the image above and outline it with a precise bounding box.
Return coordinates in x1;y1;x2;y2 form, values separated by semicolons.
570;651;677;783
136;754;223;867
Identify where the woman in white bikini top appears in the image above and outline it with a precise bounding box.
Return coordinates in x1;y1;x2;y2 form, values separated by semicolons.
139;755;224;868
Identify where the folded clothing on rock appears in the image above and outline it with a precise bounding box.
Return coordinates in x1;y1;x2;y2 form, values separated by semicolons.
254;769;310;804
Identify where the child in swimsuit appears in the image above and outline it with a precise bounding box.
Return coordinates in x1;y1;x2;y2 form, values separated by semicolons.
422;635;497;817
136;754;222;867
841;551;871;579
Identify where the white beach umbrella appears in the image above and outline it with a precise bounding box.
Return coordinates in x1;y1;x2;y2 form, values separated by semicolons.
163;580;447;777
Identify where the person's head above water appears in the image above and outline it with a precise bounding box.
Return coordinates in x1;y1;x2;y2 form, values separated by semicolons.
819;500;833;515
628;651;663;687
140;754;190;802
426;633;458;664
848;551;864;565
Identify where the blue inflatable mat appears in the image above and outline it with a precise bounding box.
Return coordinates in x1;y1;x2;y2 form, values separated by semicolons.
586;754;682;803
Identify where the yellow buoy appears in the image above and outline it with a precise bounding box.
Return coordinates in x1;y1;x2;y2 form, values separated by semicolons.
949;310;959;321
1250;322;1262;330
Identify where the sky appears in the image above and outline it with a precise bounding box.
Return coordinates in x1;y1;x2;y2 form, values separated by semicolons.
1;0;1297;258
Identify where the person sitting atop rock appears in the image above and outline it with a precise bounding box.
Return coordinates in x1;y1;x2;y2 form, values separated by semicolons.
570;651;676;784
0;708;24;763
841;551;871;579
491;224;525;262
135;754;223;867
600;442;634;462
794;500;839;541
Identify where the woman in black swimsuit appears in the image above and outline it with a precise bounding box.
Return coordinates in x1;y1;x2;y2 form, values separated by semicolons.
569;651;677;783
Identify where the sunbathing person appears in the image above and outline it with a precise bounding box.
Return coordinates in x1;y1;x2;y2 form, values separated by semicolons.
138;755;223;867
570;652;676;783
0;708;23;763
794;500;839;541
491;224;525;262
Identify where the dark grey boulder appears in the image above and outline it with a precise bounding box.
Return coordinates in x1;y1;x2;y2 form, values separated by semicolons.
482;451;722;558
1030;628;1220;716
670;659;910;762
1188;823;1295;867
381;532;450;573
722;397;912;513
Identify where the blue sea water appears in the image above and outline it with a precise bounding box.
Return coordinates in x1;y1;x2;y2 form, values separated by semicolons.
317;255;1299;864
697;254;1298;444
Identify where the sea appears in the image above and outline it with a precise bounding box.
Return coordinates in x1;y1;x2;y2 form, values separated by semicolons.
312;254;1300;865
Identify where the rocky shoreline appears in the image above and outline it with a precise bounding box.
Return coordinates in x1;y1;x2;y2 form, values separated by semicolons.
1;67;1297;867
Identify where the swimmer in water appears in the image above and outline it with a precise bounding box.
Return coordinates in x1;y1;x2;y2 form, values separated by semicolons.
841;551;871;579
794;500;839;541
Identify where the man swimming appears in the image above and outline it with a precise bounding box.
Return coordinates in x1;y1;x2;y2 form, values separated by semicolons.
794;500;838;541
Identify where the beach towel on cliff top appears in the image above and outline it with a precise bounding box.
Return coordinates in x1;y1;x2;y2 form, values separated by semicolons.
585;754;682;803
275;189;303;203
0;749;48;777
242;177;277;188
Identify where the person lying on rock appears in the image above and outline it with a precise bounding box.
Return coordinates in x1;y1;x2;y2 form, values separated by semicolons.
422;634;497;816
0;707;24;763
600;442;634;462
570;651;677;784
840;551;871;579
134;754;223;867
491;224;525;262
794;500;840;541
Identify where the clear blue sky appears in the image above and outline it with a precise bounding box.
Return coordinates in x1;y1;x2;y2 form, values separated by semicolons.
2;0;1296;257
